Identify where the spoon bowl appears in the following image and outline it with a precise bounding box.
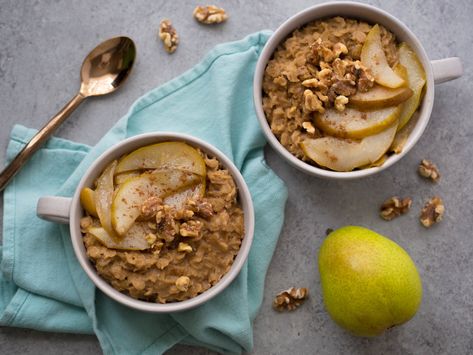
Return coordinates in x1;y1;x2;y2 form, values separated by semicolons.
80;36;136;97
0;36;136;191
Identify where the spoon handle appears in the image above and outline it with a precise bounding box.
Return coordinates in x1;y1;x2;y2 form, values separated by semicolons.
0;93;86;192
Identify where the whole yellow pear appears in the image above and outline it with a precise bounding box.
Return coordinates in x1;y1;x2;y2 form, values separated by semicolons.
318;226;422;337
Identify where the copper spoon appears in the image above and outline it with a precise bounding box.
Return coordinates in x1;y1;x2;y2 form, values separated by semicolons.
0;36;136;192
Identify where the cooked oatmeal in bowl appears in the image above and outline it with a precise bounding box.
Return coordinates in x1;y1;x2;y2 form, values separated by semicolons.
253;2;462;179
261;15;426;172
80;142;245;303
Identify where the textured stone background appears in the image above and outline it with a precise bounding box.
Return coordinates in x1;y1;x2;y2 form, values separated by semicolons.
0;0;472;354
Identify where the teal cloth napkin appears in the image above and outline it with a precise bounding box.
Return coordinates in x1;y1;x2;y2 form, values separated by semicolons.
0;31;288;354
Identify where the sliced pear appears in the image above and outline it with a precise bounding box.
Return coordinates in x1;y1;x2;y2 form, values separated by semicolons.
301;121;398;171
361;24;405;88
88;224;151;250
163;182;206;210
80;187;98;217
315;105;401;139
114;171;141;185
359;154;388;169
370;154;388;167
397;43;427;130
391;111;420;154
349;85;412;110
135;179;206;221
111;170;201;236
115;142;206;177
95;160;119;239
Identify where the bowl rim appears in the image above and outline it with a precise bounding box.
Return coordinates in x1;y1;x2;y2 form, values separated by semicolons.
69;132;255;313
253;1;434;179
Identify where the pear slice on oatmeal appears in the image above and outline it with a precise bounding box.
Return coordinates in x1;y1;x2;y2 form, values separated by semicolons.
111;170;201;236
115;142;206;177
361;24;405;88
301;121;399;171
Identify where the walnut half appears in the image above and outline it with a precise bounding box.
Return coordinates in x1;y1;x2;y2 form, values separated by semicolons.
158;19;179;53
418;159;440;182
273;287;309;312
380;196;412;221
193;5;228;24
420;196;445;228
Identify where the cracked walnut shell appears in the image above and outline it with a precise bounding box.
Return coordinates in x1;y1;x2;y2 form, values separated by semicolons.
193;5;228;24
273;287;309;311
159;19;179;53
420;196;444;227
418;159;440;182
380;196;412;221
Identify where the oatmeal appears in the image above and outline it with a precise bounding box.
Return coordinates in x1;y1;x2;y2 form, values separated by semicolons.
262;17;426;172
80;142;244;303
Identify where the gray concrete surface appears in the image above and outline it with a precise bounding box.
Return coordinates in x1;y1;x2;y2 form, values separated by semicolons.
1;0;472;354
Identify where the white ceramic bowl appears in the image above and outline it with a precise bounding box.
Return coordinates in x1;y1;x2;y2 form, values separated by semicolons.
36;132;255;313
254;1;462;179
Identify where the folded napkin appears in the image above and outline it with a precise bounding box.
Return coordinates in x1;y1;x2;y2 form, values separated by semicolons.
0;31;287;354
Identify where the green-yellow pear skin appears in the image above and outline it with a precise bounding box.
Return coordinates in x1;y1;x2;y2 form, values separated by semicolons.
318;226;422;337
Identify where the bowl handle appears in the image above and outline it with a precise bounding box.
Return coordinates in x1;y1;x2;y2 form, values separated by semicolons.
37;196;72;224
431;57;463;84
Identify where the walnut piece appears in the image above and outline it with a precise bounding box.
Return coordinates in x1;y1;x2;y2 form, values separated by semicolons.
329;78;357;99
180;220;203;238
380;196;412;221
175;276;191;292
418;159;440;182
196;200;214;218
141;196;163;219
420;196;445;227
317;68;332;81
355;61;375;92
177;242;193;253
185;199;214;218
193;5;228;24
315;91;329;103
304;90;325;113
273;287;309;312
156;205;180;242
174;208;194;220
302;121;316;134
334;95;349;111
145;233;157;245
158;19;179;53
302;78;320;88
